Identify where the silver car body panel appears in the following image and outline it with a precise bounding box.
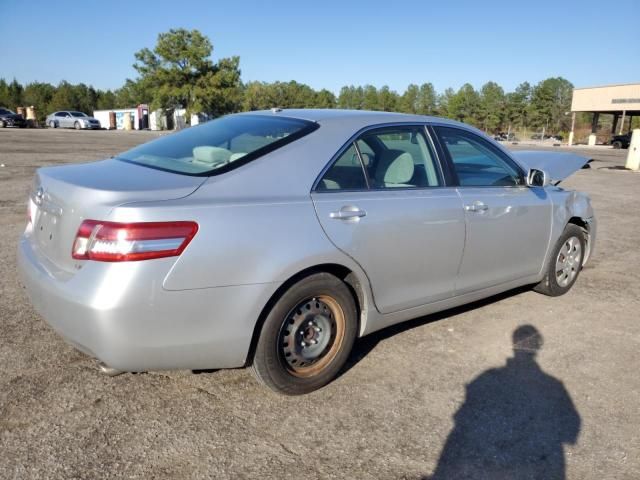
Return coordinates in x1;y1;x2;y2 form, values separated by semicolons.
453;186;552;294
312;188;465;314
17;109;596;371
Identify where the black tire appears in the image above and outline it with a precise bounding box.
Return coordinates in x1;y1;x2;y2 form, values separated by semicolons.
534;224;585;296
49;120;57;129
251;272;357;395
612;141;622;149
74;121;81;130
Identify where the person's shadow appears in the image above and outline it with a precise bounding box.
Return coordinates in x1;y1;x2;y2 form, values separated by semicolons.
425;325;580;480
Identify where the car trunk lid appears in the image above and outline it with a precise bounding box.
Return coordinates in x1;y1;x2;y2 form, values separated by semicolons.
29;159;206;272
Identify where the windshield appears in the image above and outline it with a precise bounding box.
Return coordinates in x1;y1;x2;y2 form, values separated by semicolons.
117;114;318;176
70;111;88;117
0;108;15;115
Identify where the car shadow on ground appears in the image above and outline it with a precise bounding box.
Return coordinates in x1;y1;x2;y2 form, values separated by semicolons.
342;286;531;375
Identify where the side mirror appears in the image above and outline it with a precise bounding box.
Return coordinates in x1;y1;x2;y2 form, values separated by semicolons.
527;168;550;187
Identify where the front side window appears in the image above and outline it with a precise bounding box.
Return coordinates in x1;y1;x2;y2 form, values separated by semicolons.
435;127;524;187
117;114;318;176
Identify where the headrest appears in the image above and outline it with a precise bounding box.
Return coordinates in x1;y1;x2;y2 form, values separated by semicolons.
376;150;414;185
192;146;232;165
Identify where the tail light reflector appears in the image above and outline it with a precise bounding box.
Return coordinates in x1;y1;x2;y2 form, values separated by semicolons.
72;220;198;262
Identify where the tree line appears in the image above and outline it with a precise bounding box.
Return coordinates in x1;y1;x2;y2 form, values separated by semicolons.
0;28;574;134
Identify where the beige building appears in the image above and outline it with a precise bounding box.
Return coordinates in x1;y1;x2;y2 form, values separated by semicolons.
569;83;640;145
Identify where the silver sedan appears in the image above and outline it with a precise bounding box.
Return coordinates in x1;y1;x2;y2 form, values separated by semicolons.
46;110;101;129
17;110;596;394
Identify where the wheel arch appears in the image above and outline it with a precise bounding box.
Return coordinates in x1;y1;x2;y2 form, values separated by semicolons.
245;263;368;366
567;215;595;266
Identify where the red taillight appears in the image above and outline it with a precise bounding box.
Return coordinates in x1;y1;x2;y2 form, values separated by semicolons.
72;220;198;262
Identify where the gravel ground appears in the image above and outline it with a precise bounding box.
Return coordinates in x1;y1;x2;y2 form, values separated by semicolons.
1;129;639;479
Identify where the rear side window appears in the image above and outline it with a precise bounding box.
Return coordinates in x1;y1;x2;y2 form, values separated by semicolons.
361;127;440;188
435;127;524;187
317;144;368;191
117;114;318;176
317;125;441;191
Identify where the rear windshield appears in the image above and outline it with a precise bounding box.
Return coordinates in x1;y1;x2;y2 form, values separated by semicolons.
117;114;318;176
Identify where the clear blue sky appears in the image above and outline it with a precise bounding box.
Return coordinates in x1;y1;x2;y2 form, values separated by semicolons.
1;0;638;94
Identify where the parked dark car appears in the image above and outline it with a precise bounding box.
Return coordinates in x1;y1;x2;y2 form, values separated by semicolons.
493;132;517;142
0;107;27;128
531;133;563;141
611;133;631;149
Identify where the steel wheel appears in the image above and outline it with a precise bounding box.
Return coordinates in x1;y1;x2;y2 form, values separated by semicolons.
279;295;346;378
555;236;582;288
251;272;357;394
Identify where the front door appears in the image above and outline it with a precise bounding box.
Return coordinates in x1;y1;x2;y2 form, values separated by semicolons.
312;126;466;314
433;126;552;294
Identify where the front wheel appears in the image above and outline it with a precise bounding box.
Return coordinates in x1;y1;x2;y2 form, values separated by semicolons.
534;224;585;296
612;140;622;149
0;120;5;128
251;272;357;395
74;121;81;130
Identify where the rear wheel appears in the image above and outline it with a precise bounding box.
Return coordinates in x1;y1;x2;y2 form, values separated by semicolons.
49;120;57;129
534;224;585;296
251;272;357;395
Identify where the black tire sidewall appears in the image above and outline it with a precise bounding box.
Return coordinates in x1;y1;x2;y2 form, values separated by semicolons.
253;273;357;395
545;225;585;295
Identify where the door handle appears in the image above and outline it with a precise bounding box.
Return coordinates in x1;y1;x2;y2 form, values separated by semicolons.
464;202;489;213
329;205;367;220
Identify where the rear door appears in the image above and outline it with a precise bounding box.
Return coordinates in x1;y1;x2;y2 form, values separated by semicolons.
432;126;552;294
312;125;465;314
56;111;70;128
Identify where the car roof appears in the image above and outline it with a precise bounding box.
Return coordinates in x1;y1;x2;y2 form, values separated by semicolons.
239;108;467;129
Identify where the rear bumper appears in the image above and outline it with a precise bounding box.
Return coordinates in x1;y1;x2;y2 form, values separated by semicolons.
17;235;280;371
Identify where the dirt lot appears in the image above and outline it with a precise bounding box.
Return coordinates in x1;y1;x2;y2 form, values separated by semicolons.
1;129;639;479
